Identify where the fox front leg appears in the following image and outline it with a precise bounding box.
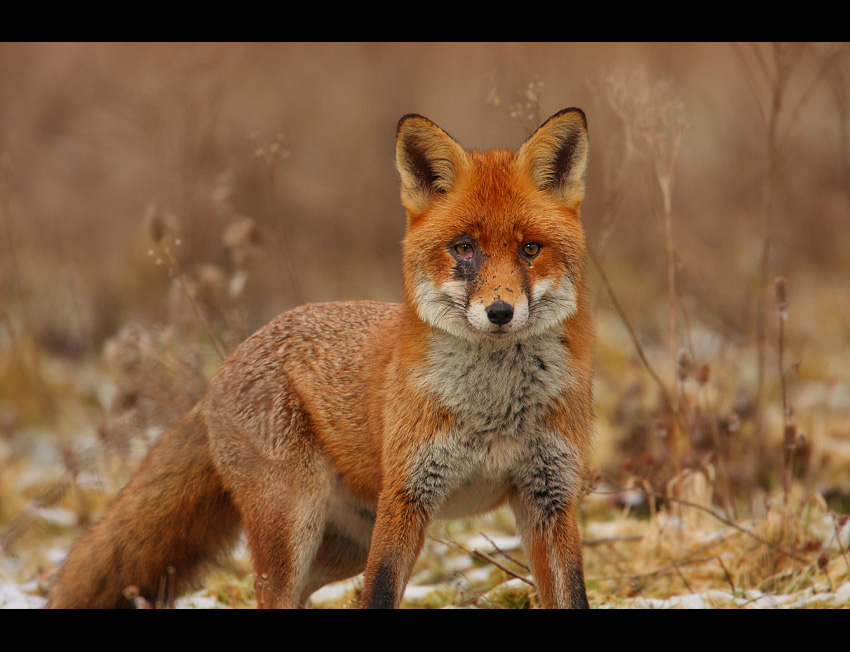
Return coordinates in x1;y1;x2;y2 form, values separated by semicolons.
510;433;589;609
360;436;456;608
360;487;429;609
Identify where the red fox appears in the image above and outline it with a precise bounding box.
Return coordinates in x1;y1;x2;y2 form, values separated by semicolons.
47;108;594;609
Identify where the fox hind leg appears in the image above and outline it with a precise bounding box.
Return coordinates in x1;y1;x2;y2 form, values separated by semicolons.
206;387;338;608
297;489;375;605
228;453;335;608
241;462;377;608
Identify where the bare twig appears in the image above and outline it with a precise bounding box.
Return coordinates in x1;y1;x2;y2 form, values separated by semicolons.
433;535;536;588
831;514;850;576
478;532;529;572
590;555;724;584
471;548;537;588
588;245;675;415
717;555;737;594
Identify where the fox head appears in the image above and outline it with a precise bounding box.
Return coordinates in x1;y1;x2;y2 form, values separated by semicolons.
396;109;589;342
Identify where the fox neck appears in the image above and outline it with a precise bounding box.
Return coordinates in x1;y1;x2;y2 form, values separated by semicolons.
398;300;577;437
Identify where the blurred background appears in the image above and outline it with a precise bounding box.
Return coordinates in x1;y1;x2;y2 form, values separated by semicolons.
1;43;849;555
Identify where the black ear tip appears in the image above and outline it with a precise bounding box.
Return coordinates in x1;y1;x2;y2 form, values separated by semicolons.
397;113;433;137
547;107;587;130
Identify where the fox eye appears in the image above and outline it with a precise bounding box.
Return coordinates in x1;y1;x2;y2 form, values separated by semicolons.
522;242;541;257
454;242;474;258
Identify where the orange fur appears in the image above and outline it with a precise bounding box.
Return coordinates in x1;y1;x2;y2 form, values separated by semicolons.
48;108;594;609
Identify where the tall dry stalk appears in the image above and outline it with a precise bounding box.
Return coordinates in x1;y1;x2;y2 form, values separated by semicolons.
145;203;228;361
774;275;804;540
647;100;688;470
584;74;640;271
823;44;850;223
731;42;843;455
587;70;692;471
250;131;303;306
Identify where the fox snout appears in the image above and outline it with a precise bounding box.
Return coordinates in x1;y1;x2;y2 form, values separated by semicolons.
465;279;531;336
485;300;514;326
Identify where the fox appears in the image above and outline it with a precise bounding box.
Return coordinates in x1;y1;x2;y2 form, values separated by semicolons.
47;107;594;609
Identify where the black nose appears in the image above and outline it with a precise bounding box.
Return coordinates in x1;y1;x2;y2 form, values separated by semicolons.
486;301;514;326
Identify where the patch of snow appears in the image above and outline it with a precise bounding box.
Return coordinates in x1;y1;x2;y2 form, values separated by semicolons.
0;582;46;609
309;577;360;605
459;533;521;552
402;583;443;601
174;594;231;609
36;506;78;527
613;581;850;609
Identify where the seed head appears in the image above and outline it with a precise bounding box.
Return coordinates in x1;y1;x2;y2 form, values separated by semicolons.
676;348;692;382
775;276;788;320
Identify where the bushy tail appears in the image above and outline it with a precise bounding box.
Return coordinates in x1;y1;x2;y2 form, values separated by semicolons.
47;405;242;608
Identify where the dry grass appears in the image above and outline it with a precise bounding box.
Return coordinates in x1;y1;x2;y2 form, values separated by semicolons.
1;43;849;608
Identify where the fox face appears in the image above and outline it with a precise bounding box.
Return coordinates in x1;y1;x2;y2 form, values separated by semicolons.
396;110;589;342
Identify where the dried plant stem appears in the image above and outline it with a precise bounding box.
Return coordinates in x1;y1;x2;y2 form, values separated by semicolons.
263;163;303;306
653;491;808;564
774;276;800;553
731;43;840;455
586;80;635;272
588;245;675;416
777;285;790;500
591;555;730;585
832;515;850;576
731;42;788;456
478;532;529;571
652;117;687;469
471;548;537;588
698;382;738;520
433;534;536;587
596;483;809;564
716;555;737;594
162;246;227;361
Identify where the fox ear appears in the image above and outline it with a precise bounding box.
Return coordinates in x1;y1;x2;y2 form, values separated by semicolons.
517;108;588;210
396;114;470;215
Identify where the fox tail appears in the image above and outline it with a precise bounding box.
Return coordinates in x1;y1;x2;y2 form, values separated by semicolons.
47;405;242;608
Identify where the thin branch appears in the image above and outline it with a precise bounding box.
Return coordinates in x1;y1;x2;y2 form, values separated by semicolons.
831;514;850;576
478;532;529;571
433;535;536;588
471;548;537;588
717;555;737;594
588;245;676;415
730;42;769;130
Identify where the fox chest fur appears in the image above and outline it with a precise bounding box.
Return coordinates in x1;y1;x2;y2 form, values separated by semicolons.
398;327;584;520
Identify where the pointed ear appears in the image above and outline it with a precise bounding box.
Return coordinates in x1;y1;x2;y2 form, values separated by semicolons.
396;114;470;215
516;108;588;210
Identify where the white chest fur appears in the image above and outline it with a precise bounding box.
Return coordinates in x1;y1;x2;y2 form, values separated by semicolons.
414;330;573;439
406;330;579;519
